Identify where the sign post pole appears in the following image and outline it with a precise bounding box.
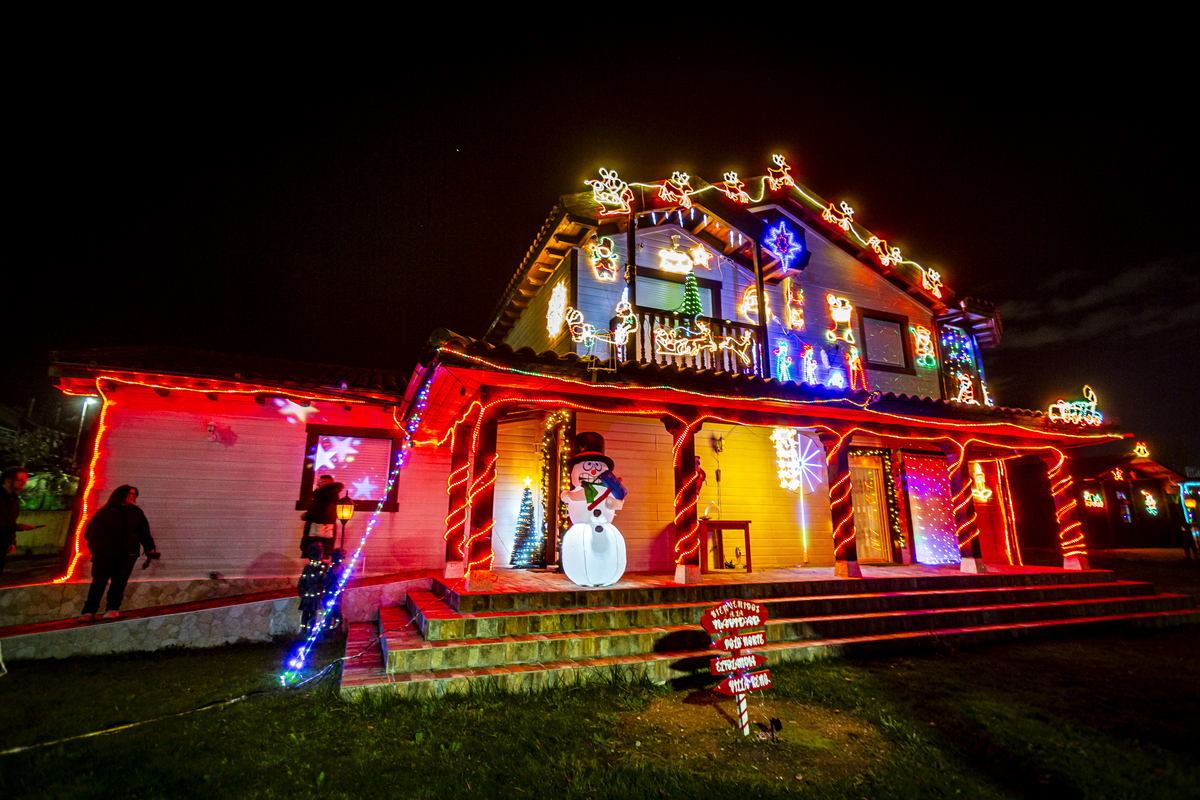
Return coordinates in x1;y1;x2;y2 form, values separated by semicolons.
703;599;772;737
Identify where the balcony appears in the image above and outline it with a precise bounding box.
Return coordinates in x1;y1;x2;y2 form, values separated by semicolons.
611;310;763;376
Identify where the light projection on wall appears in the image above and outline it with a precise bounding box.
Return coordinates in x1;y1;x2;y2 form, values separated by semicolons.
587;237;619;282
718;172;753;204
904;454;961;565
825;294;855;344
773;340;793;382
658;171;694;209
764;220;802;271
766;154;796;191
309;435;392;501
586;168;634;216
770;428;823;493
1133;442;1150;458
1141;490;1158;516
822;201;854;231
1083;490;1104;509
783;276;804;331
910;325;937;368
547;283;567;337
1047;385;1103;427
970;461;993;502
275;398;319;424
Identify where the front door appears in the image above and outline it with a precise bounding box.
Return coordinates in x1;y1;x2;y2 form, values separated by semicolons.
849;453;890;562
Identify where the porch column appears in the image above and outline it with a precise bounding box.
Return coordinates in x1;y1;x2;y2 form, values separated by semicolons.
442;413;475;579
819;433;861;578
1041;452;1090;570
463;395;515;591
941;446;986;573
665;415;703;584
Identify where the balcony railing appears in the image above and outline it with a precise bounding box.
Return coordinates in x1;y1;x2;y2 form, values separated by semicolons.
610;310;763;376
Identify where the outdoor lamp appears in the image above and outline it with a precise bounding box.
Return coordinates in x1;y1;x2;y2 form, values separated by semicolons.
336;495;355;549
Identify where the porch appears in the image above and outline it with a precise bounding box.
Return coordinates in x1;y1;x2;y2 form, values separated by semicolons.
341;563;1200;698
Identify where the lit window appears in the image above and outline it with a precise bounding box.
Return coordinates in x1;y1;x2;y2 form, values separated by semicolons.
635;270;718;318
296;425;401;512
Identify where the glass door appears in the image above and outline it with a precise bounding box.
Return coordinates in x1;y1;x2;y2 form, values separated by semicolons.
849;453;890;562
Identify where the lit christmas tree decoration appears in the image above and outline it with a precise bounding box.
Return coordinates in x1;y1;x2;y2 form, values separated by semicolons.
508;477;543;568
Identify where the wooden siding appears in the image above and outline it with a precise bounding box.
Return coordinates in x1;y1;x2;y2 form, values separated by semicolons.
504;256;573;355
697;424;834;569
796;218;942;398
83;387;448;579
575;411;677;571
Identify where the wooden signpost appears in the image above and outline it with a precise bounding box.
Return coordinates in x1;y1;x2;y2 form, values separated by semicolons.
704;599;771;735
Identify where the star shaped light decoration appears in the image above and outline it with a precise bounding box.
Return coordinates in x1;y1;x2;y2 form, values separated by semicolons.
274;398;319;424
765;221;800;270
310;443;336;472
351;475;379;500
323;436;361;464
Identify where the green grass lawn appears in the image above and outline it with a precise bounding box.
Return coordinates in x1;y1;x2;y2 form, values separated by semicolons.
2;623;1198;799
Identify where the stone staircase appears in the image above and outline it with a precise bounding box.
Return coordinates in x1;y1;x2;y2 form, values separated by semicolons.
339;569;1200;699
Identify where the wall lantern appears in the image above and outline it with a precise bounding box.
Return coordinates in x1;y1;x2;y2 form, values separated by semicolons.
336;495;356;549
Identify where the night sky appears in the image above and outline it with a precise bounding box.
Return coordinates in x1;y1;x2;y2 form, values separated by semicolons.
10;50;1198;472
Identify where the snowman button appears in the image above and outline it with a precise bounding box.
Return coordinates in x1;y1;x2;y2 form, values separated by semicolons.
595;525;604;532
593;508;602;517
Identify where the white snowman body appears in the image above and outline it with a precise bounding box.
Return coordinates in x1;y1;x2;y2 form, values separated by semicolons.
560;459;627;587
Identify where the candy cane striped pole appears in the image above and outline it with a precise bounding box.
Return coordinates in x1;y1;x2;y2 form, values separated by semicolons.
736;691;749;735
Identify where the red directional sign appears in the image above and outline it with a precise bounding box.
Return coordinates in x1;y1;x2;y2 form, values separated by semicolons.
701;599;769;637
711;628;767;653
710;652;769;676
713;669;773;696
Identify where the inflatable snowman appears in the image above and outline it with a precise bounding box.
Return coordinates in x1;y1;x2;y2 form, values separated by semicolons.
560;432;628;587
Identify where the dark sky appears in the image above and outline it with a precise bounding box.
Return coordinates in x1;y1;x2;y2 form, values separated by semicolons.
10;47;1198;471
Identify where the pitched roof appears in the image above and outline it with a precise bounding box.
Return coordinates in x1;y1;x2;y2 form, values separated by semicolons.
483;164;998;345
49;345;411;400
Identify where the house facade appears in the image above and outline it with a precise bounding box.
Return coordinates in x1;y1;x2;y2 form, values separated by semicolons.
50;158;1126;587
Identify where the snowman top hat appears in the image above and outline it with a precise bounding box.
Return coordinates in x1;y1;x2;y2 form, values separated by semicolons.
569;431;614;471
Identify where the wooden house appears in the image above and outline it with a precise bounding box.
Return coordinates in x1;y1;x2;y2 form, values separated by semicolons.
49;158;1127;587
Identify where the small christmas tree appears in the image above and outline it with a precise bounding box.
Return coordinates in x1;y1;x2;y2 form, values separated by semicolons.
678;271;703;320
509;478;543;568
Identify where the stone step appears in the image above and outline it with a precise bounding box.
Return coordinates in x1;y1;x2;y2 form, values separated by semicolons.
407;581;1155;642
340;607;1200;699
339;622;387;691
381;593;1194;675
432;569;1117;613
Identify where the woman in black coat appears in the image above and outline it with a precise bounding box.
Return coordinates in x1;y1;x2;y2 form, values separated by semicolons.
79;485;158;622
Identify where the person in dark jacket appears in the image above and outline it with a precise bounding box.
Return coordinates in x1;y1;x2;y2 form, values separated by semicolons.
1;466;36;576
300;475;343;559
79;485;158;622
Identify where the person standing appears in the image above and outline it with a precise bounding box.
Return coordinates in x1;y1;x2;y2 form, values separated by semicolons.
300;475;342;559
79;485;158;621
1;466;36;576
